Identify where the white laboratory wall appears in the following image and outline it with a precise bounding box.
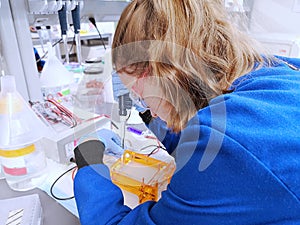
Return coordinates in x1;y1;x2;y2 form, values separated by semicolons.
250;0;300;34
0;0;128;100
249;0;300;57
0;0;29;98
0;0;43;101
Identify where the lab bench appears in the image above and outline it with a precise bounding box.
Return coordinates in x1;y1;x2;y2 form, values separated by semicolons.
0;178;80;225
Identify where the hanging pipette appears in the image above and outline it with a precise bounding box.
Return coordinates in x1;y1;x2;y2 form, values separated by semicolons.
35;26;45;52
58;3;69;64
46;25;53;44
71;2;82;65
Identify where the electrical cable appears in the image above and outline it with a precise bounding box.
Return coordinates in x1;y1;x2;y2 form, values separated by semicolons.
36;38;63;63
138;144;166;156
30;99;118;130
82;114;119;130
50;166;77;201
88;17;107;50
46;96;81;128
147;146;165;157
71;166;78;180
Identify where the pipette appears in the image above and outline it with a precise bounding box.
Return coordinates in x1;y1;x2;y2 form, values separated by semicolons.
58;3;69;64
35;26;45;52
118;93;133;148
71;2;82;64
46;25;53;44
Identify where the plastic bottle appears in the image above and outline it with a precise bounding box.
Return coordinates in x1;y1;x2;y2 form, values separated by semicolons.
40;42;73;99
0;158;4;180
0;75;48;191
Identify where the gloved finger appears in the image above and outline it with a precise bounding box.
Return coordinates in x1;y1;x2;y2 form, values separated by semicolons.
104;139;124;156
109;134;122;147
96;129;122;146
96;129;118;139
77;129;122;155
134;104;147;113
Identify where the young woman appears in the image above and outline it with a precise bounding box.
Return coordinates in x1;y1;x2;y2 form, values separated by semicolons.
73;0;300;224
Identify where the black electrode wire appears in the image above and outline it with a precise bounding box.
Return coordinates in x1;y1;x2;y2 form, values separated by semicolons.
88;17;107;50
111;120;119;130
138;144;166;156
36;38;63;63
50;166;77;201
147;146;166;157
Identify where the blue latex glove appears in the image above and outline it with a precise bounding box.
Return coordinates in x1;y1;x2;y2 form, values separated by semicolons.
78;129;124;158
134;104;148;113
96;129;124;157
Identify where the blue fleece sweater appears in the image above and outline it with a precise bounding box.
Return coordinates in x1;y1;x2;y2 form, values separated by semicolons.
74;57;300;225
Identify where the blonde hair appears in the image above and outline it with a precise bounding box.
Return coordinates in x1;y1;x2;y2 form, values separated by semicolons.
112;0;270;132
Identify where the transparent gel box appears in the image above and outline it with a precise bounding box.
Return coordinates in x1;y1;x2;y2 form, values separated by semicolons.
110;150;176;204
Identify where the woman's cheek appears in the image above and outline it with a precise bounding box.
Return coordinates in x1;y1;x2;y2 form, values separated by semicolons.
148;99;172;122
